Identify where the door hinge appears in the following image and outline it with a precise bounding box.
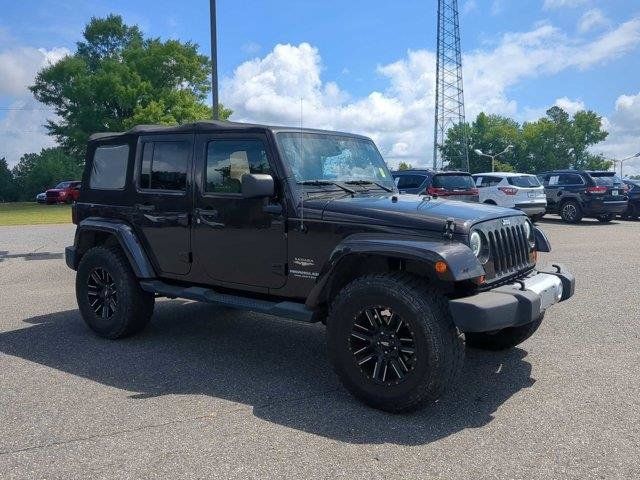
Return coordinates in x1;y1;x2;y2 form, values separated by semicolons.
271;263;287;276
178;252;193;263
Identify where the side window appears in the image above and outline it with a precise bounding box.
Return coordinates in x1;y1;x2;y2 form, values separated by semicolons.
485;176;502;187
396;175;426;189
205;139;272;194
548;175;560;187
90;144;129;190
139;141;189;191
474;176;483;187
559;173;584;186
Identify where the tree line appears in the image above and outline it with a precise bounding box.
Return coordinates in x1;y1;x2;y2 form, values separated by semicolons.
442;107;611;174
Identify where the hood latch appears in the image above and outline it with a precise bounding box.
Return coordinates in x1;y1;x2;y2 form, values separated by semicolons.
443;218;455;240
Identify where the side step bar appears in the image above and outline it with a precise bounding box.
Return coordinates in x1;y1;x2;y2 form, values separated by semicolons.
140;280;316;323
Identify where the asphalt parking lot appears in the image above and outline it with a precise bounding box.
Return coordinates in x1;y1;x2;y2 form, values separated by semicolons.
1;218;638;479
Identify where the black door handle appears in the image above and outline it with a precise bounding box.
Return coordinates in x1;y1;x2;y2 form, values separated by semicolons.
136;203;155;212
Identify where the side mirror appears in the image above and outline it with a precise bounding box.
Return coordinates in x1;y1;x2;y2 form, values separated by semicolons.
241;174;275;199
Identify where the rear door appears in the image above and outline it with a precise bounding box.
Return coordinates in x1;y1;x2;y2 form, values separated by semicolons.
133;134;193;276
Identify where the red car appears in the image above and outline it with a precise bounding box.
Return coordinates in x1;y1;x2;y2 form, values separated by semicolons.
45;181;82;204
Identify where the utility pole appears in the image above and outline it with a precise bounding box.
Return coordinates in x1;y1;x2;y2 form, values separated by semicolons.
210;0;219;120
433;0;469;172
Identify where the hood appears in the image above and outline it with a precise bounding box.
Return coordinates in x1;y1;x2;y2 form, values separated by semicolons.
315;194;524;234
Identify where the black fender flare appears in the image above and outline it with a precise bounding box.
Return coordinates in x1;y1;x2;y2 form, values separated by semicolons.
533;226;551;253
71;218;155;278
305;233;485;308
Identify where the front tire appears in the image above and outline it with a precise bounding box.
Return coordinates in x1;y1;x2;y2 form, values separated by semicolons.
327;273;464;413
560;200;582;224
76;246;155;339
465;315;544;351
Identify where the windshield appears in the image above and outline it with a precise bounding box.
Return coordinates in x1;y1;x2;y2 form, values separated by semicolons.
432;174;475;190
54;182;72;189
507;176;541;188
590;172;623;186
277;132;394;186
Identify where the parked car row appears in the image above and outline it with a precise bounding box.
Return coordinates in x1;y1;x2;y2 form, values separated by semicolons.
35;181;82;204
391;168;635;224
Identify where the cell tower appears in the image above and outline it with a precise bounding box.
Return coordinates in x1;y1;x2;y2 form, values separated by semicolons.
433;0;469;171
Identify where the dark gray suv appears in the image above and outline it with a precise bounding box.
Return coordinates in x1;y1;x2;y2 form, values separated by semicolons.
539;170;628;223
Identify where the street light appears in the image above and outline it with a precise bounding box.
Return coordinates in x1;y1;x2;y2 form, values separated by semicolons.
210;0;219;120
613;152;640;178
474;145;514;173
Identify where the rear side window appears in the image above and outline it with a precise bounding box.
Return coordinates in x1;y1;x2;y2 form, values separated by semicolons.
558;173;585;185
507;176;541;187
432;174;475;189
395;175;426;189
205;139;271;194
477;176;502;187
140;141;190;191
90;145;129;190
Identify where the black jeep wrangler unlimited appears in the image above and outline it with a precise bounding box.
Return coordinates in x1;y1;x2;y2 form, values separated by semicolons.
66;121;575;412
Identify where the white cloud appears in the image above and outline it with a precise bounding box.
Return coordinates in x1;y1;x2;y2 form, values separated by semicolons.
222;17;640;168
462;0;478;15
543;0;589;10
0;46;69;96
554;97;586;115
597;92;640;174
0;45;68;166
578;9;610;34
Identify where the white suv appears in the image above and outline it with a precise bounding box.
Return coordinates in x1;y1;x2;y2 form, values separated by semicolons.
473;172;547;220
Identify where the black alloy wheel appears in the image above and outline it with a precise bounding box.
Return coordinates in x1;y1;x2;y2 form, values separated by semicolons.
350;306;417;385
560;200;582;223
87;267;118;320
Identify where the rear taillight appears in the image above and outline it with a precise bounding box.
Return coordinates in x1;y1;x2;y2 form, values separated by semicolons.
587;186;607;194
498;187;518;195
427;187;448;196
470;188;479;195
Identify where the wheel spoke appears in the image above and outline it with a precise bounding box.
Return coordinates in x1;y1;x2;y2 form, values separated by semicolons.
357;353;375;366
389;358;405;380
364;309;380;329
372;356;385;381
101;303;109;319
350;331;372;343
90;271;103;286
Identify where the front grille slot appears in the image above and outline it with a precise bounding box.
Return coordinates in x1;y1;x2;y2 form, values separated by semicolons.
483;221;532;280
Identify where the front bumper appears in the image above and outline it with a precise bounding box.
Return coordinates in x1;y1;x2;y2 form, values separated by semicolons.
449;265;575;333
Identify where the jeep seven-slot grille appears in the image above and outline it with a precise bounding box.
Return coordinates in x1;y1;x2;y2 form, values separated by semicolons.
487;224;530;278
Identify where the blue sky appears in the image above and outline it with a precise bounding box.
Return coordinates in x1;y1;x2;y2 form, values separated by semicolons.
1;0;640;170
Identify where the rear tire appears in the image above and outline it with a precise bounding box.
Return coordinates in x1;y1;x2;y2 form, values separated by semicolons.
531;213;545;223
597;214;613;223
327;273;464;413
465;315;544;351
76;246;155;339
560;200;582;224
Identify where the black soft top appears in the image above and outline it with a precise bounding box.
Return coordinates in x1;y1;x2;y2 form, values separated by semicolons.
88;120;370;142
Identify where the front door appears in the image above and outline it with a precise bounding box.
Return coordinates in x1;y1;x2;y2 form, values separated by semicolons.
192;134;287;289
133;134;193;276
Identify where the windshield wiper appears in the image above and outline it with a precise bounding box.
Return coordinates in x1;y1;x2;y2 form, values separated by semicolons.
344;180;394;193
298;180;356;195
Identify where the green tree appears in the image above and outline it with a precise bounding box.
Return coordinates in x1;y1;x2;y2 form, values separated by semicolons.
12;148;83;201
443;113;520;173
0;158;18;202
443;108;611;174
397;161;413;171
31;14;231;158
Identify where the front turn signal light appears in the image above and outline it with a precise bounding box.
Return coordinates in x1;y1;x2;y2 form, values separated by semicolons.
435;261;448;274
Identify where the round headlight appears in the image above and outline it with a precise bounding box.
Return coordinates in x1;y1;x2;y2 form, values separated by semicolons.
524;221;535;245
470;231;482;257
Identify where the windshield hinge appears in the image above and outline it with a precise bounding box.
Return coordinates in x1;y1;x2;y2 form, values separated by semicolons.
443;218;455;240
